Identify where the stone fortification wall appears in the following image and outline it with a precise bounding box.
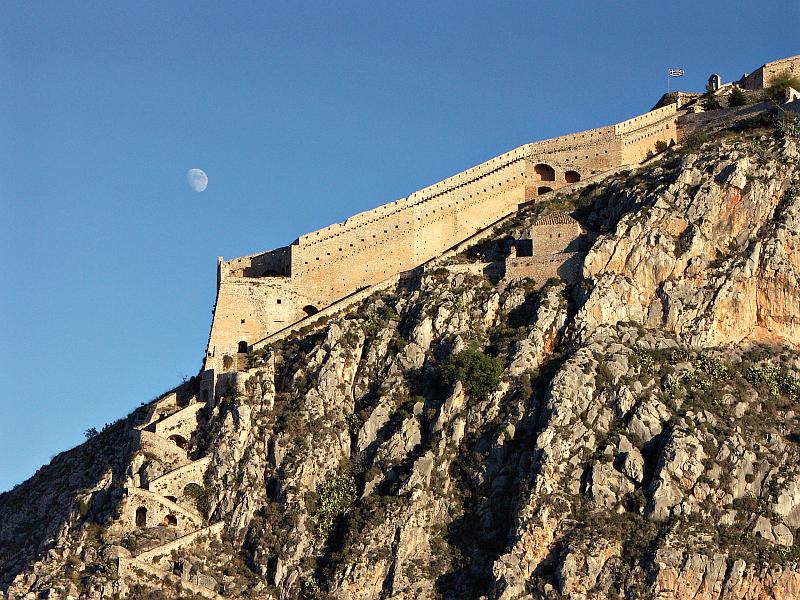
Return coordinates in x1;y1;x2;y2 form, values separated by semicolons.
205;104;678;372
120;487;203;535
134;523;225;568
533;222;584;256
137;431;190;471
614;104;677;164
740;55;800;91
151;402;205;443
148;456;210;498
226;246;292;278
505;253;583;286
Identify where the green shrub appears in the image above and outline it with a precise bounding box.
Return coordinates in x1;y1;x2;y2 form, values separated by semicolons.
310;463;356;537
439;348;502;401
766;70;800;101
728;86;749;107
183;483;209;515
777;113;800;139
701;83;721;110
679;130;708;153
745;365;800;401
655;140;669;153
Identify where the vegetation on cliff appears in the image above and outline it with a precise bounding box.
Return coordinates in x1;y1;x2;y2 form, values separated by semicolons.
2;109;800;599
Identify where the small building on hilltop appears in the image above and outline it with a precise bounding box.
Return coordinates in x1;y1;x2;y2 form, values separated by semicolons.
505;212;586;286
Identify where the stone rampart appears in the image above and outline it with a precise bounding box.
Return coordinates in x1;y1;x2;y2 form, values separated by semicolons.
740;55;800;91
147;456;211;498
134;522;225;568
134;392;178;431
120;487;203;535
118;557;222;599
137;431;190;470
505;253;583;286
151;402;206;444
206;104;678;373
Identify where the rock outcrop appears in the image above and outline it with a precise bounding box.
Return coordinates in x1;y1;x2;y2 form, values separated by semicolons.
2;112;800;600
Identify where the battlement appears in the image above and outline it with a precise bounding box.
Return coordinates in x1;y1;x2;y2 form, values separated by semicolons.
739;54;800;91
203;101;678;375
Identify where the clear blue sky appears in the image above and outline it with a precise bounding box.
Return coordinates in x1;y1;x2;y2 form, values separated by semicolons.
0;1;796;491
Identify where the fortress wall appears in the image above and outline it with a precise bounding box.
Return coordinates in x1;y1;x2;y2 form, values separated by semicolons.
615;104;677;164
533;223;584;256
152;402;205;442
205;105;679;373
527;126;618;174
121;488;203;534
206;277;311;370
505;252;583;286
135;522;225;568
239;247;292;277
137;431;190;471
763;55;800;86
148;457;211;497
742;55;800;90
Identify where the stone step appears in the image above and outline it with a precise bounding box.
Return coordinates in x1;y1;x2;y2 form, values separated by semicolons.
135;522;225;567
118;556;223;599
147;456;211;497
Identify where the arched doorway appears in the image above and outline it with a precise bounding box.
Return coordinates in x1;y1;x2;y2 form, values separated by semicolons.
168;434;188;449
534;163;556;182
237;340;249;353
302;305;319;317
565;170;581;183
135;506;147;528
537;186;553;195
164;514;178;526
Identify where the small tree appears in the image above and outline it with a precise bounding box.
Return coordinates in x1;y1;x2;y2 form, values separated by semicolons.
701;83;721;110
765;70;800;101
728;86;749;107
439;348;502;401
84;427;99;440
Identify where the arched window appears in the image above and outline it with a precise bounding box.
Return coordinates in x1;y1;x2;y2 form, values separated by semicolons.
135;506;147;528
223;355;234;370
537;186;553;195
164;514;178;526
168;434;188;449
565;170;581;183
237;340;248;354
302;305;319;317
534;164;556;182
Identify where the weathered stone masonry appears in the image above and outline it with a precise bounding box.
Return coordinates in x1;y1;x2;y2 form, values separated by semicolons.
204;104;678;377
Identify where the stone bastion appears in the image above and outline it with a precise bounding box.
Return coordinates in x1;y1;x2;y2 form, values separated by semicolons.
202;102;678;385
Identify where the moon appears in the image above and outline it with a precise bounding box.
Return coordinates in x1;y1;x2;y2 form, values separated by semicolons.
187;168;208;192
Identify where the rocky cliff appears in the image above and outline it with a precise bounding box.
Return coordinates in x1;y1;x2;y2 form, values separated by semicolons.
2;111;800;599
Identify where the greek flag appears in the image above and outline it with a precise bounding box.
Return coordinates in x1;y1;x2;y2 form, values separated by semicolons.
669;68;685;78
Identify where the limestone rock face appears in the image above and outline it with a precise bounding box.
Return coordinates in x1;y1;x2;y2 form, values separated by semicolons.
3;123;800;600
580;139;800;349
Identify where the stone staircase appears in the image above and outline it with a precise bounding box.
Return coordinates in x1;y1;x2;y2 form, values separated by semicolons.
115;397;225;597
